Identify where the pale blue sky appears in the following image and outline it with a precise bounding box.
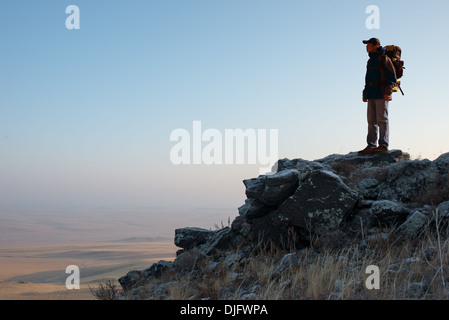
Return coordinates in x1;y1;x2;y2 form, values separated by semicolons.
1;1;449;222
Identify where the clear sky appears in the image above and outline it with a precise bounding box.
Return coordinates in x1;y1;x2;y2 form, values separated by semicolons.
1;1;449;223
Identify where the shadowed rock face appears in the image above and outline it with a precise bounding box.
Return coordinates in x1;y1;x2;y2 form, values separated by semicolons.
250;169;358;246
119;150;449;293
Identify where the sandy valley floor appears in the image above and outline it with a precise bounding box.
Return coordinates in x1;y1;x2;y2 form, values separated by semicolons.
0;208;186;300
0;241;176;299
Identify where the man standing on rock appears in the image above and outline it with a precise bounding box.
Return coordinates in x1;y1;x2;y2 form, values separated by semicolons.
358;38;397;155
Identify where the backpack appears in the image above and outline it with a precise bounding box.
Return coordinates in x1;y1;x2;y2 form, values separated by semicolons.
383;45;405;95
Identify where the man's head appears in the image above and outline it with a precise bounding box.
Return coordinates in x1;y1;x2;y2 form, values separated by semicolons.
363;38;380;53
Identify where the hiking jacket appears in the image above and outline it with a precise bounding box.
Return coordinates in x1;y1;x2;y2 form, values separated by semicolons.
363;46;397;101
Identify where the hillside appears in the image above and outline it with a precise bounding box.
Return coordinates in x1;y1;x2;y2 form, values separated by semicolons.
114;150;449;300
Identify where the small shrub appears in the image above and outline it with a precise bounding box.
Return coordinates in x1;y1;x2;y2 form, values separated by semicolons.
89;280;123;300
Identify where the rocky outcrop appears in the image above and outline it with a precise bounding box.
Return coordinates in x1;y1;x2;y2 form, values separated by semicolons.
174;226;233;255
231;150;449;249
249;168;359;246
118;260;173;292
119;150;449;293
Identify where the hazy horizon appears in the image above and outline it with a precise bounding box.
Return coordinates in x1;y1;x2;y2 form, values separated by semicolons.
2;1;449;215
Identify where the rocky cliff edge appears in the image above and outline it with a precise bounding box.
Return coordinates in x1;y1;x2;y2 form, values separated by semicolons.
118;150;449;295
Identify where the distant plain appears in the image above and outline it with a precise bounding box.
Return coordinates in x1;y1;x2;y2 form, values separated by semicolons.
0;207;234;299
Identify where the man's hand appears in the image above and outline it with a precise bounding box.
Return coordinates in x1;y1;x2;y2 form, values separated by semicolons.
384;95;391;101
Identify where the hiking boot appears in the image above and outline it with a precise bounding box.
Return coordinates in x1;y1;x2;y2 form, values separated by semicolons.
358;146;375;155
372;145;389;154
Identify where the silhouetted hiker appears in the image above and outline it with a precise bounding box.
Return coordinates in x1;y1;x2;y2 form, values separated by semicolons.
358;38;397;155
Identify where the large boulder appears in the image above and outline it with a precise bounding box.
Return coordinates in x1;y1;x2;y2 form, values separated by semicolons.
377;159;434;203
396;210;431;240
118;260;173;292
174;227;214;250
242;169;300;217
251;169;358;246
345;199;412;235
174;227;233;256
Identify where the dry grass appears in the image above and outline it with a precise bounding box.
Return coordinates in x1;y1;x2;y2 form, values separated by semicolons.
89;280;123;300
109;209;449;301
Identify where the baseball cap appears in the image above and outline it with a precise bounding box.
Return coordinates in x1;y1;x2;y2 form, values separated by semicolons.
362;38;381;46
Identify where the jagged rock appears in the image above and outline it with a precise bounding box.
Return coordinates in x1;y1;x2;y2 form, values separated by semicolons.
174;227;215;250
174;226;233;256
242;169;300;219
230;214;251;238
261;169;300;206
237;199;252;216
243;176;266;199
315;149;409;168
118;270;145;292
199;227;233;255
396;211;430;239
251;169;358;246
118;260;173;292
276;158;326;173
272;253;299;277
344;208;373;235
367;200;412;226
245;199;274;220
434;152;449;170
378;159;433;203
438;201;449;218
355;178;381;199
347;199;415;238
